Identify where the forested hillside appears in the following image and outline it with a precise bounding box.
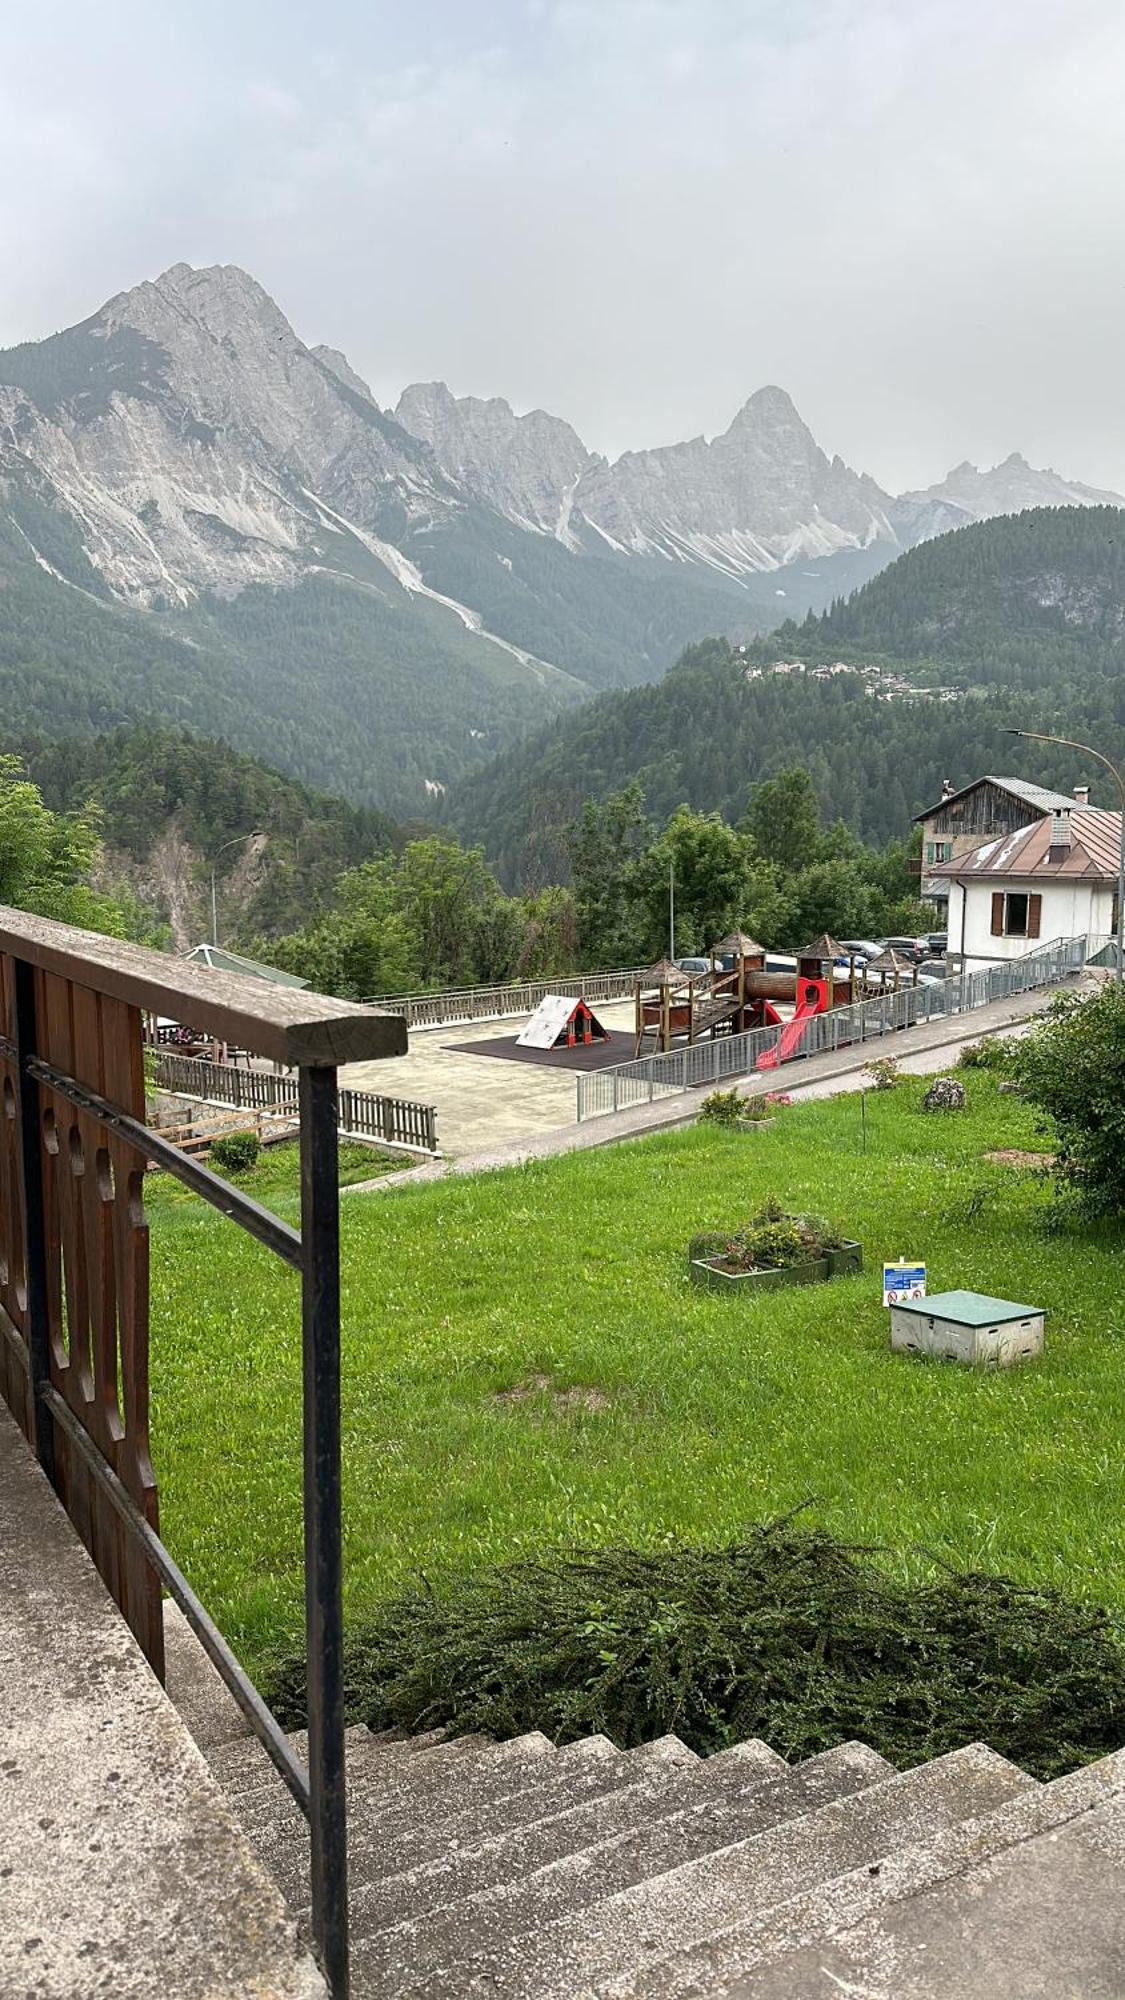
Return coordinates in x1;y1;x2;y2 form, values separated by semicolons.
450;509;1125;887
775;505;1125;689
21;726;408;945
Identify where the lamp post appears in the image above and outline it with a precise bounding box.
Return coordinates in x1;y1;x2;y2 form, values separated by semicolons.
210;832;256;949
1004;728;1124;983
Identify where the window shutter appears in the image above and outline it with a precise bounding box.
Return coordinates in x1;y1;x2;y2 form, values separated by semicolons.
1028;893;1042;939
991;891;1004;936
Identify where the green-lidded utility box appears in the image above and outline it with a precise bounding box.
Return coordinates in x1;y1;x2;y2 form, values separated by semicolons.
890;1289;1044;1367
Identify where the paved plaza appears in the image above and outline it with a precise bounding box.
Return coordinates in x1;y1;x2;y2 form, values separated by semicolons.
344;1000;638;1156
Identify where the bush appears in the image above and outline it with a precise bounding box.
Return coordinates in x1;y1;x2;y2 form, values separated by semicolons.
864;1056;899;1091
266;1524;1125;1778
1011;984;1125;1213
210;1129;261;1174
697;1199;844;1273
699;1088;749;1127
958;1036;1018;1073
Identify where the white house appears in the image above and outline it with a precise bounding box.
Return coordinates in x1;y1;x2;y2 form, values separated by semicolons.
912;774;1083;912
931;808;1121;967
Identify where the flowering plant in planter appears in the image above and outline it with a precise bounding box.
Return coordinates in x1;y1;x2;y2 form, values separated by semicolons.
688;1196;861;1292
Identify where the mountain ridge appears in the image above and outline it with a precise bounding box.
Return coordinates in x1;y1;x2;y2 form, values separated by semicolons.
2;260;1122;818
446;506;1125;887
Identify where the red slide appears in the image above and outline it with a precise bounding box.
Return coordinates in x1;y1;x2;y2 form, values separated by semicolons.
756;988;821;1071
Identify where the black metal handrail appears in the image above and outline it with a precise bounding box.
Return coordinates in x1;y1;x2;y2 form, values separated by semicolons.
8;1033;349;1990
0;907;409;2000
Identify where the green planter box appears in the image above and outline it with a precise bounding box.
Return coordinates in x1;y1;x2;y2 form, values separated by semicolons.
689;1240;863;1294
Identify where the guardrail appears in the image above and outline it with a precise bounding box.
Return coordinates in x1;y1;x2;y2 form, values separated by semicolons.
575;937;1089;1120
0;908;409;1997
153;1050;438;1155
364;967;646;1030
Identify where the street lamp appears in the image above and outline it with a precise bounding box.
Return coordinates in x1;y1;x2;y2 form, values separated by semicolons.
209;832;258;949
1004;728;1124;983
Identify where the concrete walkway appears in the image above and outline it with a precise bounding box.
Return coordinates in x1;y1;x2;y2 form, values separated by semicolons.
0;1403;324;1999
343;1001;637;1158
345;976;1079;1195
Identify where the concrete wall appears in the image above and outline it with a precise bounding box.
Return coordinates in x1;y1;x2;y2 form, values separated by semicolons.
949;878;1115;966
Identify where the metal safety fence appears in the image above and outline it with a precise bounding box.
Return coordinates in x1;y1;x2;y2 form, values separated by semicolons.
575;937;1090;1121
363;967;646;1030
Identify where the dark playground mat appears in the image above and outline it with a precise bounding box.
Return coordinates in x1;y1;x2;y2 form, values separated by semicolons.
442;1032;627;1071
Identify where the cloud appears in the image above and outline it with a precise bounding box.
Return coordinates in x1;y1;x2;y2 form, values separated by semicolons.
2;0;1124;491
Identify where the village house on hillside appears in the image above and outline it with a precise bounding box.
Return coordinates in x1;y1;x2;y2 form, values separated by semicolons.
913;774;1086;912
931;806;1122;967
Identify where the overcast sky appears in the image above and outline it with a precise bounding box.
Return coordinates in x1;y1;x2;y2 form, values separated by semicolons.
4;0;1123;492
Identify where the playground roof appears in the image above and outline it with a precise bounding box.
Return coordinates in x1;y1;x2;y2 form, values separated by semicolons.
711;931;765;957
638;958;690;987
865;947;916;973
797;933;846;962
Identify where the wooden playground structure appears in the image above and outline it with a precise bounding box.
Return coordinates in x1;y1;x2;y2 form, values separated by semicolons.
634;932;922;1060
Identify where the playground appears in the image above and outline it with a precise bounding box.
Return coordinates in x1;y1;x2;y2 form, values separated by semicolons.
633;932;925;1067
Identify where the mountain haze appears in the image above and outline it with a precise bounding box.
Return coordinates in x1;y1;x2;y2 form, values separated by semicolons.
449;507;1125;887
2;261;1121;816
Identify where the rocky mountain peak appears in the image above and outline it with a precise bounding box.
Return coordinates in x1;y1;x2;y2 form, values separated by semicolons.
311;344;377;404
726;384;804;431
394;380;596;533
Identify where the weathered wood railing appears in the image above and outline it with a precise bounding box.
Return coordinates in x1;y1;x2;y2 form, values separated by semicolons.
154;1049;439;1154
0;907;407;1999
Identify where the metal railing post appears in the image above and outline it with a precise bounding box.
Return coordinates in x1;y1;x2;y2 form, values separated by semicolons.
13;958;54;1478
298;1064;349;2000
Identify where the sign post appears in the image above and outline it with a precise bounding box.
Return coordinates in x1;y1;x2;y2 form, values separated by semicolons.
883;1259;927;1307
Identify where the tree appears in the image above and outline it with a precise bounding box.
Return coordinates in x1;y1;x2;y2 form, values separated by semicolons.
628;806;783;959
1011;984;1125;1213
566;784;651;967
741;767;822;873
0;755;164;941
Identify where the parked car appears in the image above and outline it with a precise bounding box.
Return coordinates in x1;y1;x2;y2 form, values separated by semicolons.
926;932;948;957
881;935;928;964
675;956;711;975
839;939;882;963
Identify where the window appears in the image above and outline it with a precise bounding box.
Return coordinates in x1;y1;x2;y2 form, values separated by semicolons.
990;891;1042;939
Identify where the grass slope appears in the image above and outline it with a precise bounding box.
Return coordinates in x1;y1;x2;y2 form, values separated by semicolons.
148;1076;1125;1682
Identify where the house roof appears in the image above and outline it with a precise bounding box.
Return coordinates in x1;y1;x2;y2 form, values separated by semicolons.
930;809;1122;883
185;942;310;989
913;775;1079;824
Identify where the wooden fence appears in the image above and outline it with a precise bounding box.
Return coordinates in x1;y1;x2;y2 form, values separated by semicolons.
154;1050;438;1154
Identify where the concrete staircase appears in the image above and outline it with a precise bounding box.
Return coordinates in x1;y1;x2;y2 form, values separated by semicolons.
166;1612;1125;1998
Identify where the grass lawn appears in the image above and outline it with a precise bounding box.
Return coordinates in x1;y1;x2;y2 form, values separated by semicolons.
148;1077;1125;1681
146;1136;409;1213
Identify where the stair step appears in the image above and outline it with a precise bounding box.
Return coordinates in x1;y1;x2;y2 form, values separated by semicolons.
161;1601;256;1752
390;1743;1034;2000
343;1739;805;1939
626;1734;701;1769
653;1747;1125;1999
207;1720;387;1799
241;1731;559;1909
231;1728;501;1830
351;1742;891;1993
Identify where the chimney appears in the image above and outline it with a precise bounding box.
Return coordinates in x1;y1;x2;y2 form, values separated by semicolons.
1048;810;1072;861
941;777;955;800
1074;783;1090;806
